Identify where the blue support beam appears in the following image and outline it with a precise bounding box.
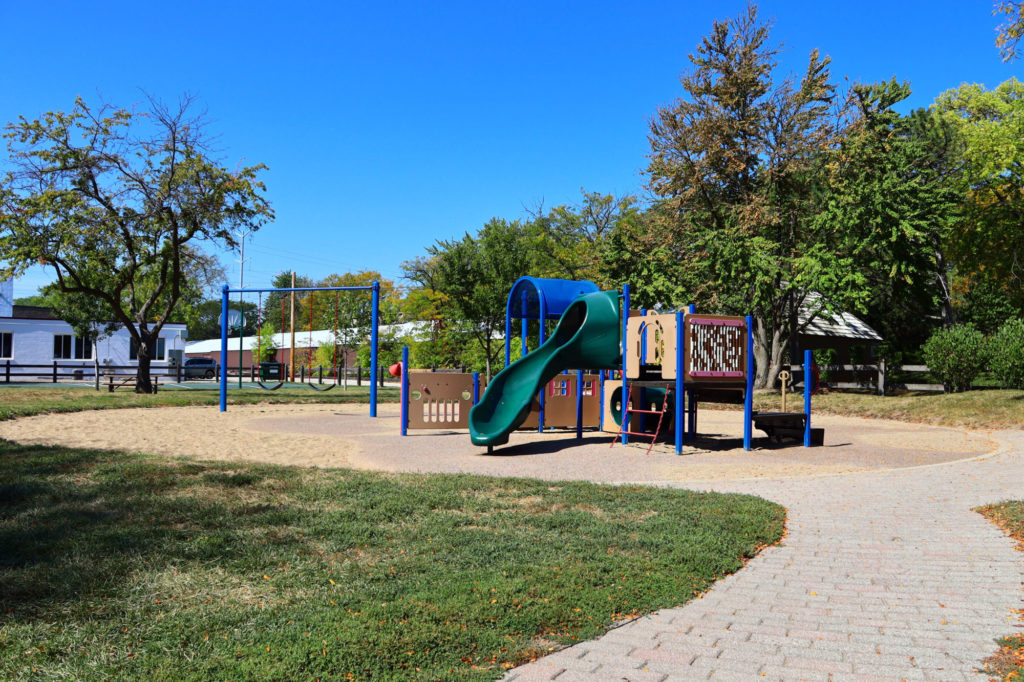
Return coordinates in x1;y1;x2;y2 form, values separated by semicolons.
576;369;584;440
369;281;379;417
621;284;630;445
400;345;409;436
219;284;229;412
675;310;684;454
804;349;813;447
743;315;754;451
537;294;547;432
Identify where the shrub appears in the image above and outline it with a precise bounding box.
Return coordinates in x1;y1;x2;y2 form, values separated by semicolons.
989;318;1024;389
921;324;987;392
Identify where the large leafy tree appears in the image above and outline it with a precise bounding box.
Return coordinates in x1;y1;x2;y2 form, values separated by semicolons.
262;271;313;334
817;81;963;355
644;5;856;387
0;96;272;392
526;191;641;286
407;219;533;379
310;271;399;367
189;298;258;341
934;78;1024;312
996;0;1024;61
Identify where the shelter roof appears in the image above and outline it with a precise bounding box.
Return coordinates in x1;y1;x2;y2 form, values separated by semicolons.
798;292;882;341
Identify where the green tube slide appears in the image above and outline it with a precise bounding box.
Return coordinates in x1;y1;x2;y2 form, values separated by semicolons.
608;386;674;430
469;290;622;447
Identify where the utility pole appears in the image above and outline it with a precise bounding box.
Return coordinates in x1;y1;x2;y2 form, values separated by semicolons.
235;229;252;389
289;271;296;382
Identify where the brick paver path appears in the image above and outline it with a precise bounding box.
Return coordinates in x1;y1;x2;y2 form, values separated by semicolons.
507;431;1024;681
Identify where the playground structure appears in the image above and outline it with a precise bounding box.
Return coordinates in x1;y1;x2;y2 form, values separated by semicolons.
399;277;822;453
218;282;381;415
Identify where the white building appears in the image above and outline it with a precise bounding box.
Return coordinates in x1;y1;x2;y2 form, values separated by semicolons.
0;277;188;378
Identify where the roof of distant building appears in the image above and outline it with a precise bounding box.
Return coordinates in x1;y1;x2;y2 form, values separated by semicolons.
798;292;882;342
11;305;57;320
185;321;432;354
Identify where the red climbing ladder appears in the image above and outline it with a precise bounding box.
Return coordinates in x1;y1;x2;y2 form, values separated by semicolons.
610;384;673;455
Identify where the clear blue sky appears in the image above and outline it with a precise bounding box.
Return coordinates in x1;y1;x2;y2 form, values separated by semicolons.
1;0;1017;298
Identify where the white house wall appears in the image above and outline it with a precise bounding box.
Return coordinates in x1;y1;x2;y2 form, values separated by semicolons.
0;317;187;369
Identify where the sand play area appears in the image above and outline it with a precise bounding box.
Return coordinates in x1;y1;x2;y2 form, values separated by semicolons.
0;402;1003;483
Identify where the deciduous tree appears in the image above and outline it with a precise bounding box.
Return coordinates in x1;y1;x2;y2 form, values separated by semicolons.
934;78;1024;311
0;96;272;392
645;5;850;387
408;219;533;379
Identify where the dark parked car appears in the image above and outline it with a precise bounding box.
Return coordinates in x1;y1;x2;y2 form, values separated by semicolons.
183;357;218;379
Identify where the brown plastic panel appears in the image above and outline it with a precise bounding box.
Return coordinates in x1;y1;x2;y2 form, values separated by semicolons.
521;373;602;428
407;372;476;429
683;314;747;384
625;313;679;379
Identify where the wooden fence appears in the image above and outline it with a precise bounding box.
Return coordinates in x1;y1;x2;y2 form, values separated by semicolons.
786;361;943;394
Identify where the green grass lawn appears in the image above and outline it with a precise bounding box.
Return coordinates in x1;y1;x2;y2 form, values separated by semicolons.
0;441;784;681
746;388;1024;430
976;502;1024;681
0;385;399;421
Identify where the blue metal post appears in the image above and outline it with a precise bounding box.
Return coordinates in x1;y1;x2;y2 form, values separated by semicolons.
804;349;812;447
369;281;380;417
576;369;584;439
598;370;605;431
219;284;229;412
504;313;511;368
538;293;547;432
640;309;648;363
743;315;754;451
521;290;528;358
400;345;409;436
675;310;684;454
687;304;697;442
637;309;647;434
621;284;630;444
473;372;480;404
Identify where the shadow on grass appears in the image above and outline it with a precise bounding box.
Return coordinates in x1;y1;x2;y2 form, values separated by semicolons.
0;439;304;619
0;436;786;680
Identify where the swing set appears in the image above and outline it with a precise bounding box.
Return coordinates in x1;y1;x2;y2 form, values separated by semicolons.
250;289;346;391
217;282;381;416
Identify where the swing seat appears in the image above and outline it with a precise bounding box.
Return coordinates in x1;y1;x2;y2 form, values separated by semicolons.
306;365;338;392
257;362;285;391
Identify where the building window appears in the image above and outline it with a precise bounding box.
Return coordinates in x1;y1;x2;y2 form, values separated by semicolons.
53;334;92;360
0;332;11;359
130;337;166;361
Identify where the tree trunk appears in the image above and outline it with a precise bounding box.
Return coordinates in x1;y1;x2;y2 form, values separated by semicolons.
135;332;155;394
752;316;788;389
934;249;956;327
484;337;492;382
